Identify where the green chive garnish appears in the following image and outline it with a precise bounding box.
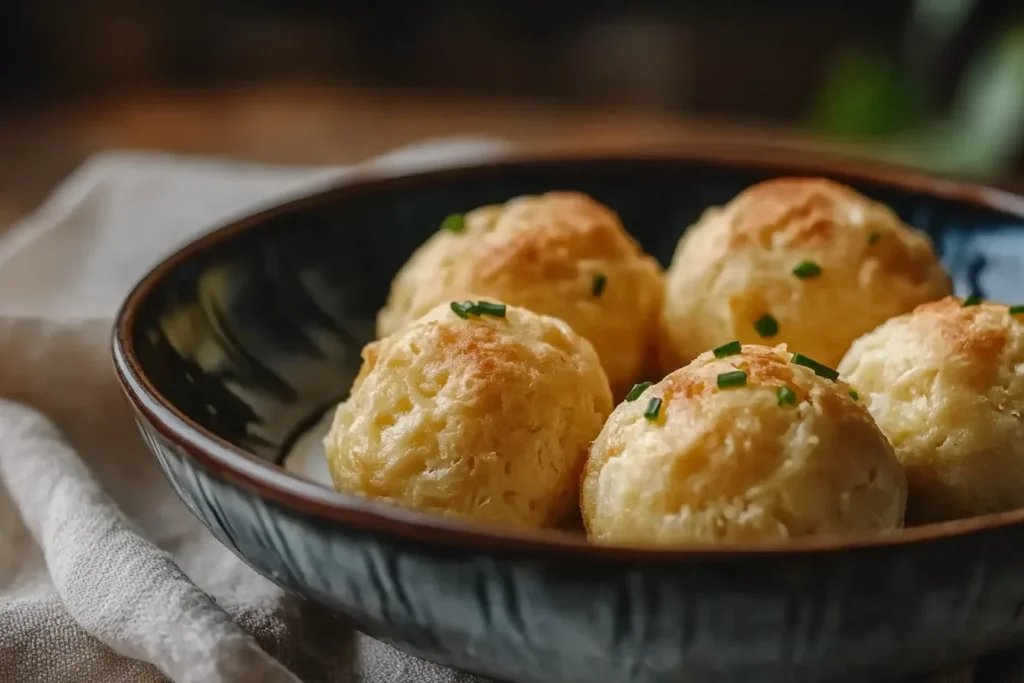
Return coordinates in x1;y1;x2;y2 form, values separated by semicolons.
716;370;747;388
868;231;881;245
1010;305;1024;315
441;213;465;233
777;386;797;406
712;340;742;358
963;295;982;307
791;353;839;381
476;301;507;318
754;314;779;338
592;274;607;297
792;260;822;279
451;300;507;319
644;397;662;421
849;389;859;400
625;381;652;402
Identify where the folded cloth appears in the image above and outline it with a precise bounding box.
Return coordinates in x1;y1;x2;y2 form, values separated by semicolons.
0;137;1002;683
0;138;507;683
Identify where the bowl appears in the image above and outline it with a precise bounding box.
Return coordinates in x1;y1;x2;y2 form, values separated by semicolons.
113;143;1024;683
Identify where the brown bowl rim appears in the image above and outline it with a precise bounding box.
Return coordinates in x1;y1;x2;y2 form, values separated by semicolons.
112;140;1024;562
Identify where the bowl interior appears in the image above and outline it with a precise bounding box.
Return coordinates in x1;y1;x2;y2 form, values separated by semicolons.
126;154;1024;472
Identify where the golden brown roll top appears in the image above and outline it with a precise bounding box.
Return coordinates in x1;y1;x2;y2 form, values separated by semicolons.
377;192;664;396
660;178;951;373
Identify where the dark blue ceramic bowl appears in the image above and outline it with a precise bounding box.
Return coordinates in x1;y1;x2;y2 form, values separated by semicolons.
113;144;1024;683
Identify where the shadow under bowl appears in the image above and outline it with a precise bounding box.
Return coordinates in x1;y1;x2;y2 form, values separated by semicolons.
113;143;1024;683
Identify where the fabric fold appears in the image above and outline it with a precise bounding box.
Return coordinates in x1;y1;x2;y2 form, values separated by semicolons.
0;399;301;683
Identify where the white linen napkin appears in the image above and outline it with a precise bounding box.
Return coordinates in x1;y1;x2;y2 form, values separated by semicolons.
0;136;995;683
0;138;507;683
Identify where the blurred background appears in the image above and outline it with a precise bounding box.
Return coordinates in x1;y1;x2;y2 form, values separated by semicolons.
0;0;1022;225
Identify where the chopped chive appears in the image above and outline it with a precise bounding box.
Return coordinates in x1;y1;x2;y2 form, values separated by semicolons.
1010;305;1024;316
777;386;797;406
451;300;481;318
716;370;747;388
441;213;465;233
753;314;779;338
625;381;652;402
868;231;881;245
963;295;982;307
476;301;507;318
643;397;662;421
849;389;859;400
792;260;822;279
592;274;607;297
791;353;839;381
712;340;742;358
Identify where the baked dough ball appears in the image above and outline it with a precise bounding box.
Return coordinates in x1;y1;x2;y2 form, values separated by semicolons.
660;178;951;373
377;192;664;395
839;296;1024;524
582;344;906;545
326;299;613;530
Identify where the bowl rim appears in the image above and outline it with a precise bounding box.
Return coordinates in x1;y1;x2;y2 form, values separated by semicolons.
112;140;1024;561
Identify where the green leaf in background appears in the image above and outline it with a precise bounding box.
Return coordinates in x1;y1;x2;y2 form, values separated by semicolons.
811;0;978;140
811;48;924;137
938;26;1024;175
810;3;1024;181
875;25;1024;177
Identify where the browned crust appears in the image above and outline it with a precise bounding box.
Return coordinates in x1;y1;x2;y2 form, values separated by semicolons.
908;296;1014;360
718;177;894;249
466;191;652;284
666;345;801;396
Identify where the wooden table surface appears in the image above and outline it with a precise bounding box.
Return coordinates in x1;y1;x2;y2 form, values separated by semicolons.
0;84;1020;231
